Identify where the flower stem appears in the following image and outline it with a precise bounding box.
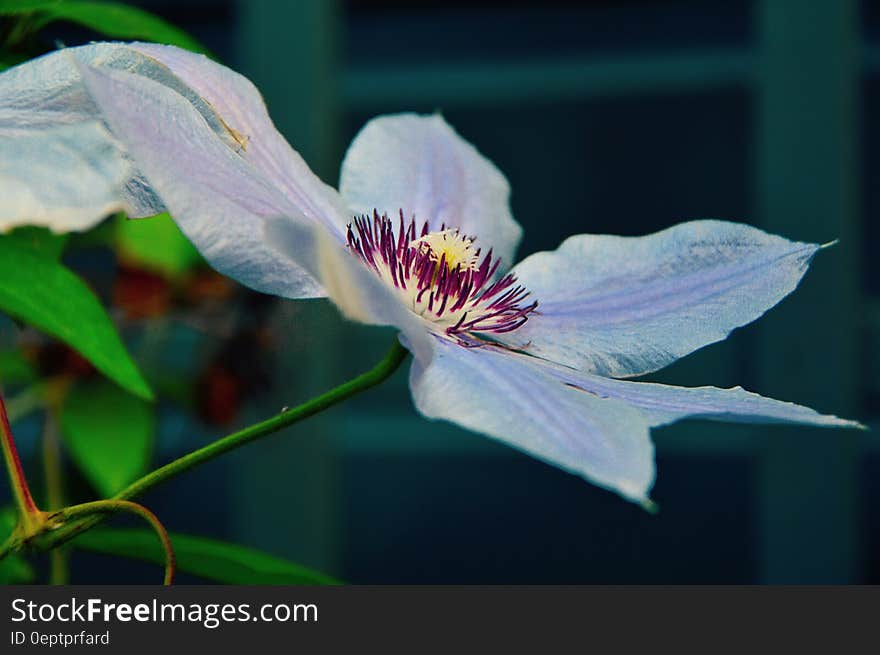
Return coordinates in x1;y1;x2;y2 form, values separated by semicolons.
42;413;69;585
0;389;42;529
121;339;408;500
51;500;175;585
31;338;410;551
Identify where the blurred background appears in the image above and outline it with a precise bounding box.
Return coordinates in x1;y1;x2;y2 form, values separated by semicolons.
1;0;879;583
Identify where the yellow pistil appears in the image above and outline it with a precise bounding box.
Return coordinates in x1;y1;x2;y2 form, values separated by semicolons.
413;229;480;272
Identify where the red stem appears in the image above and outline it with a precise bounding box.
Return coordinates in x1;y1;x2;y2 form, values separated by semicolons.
0;391;40;516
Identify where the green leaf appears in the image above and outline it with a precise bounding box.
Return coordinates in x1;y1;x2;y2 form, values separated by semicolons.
0;507;13;533
0;0;209;54
0;239;153;400
0;550;35;583
65;212;116;249
114;213;203;279
59;380;154;496
0;506;14;536
0;0;63;13
0;507;35;584
0;349;37;385
73;528;341;585
1;226;67;259
0;51;28;71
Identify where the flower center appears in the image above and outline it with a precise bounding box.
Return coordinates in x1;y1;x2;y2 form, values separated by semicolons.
412;229;480;272
346;211;537;343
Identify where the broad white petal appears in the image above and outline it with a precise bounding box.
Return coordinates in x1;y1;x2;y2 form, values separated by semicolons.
263;216;434;363
129;43;350;238
0;40;304;228
78;61;324;299
505;220;821;377
409;338;655;502
0;43;179;229
0;122;128;232
543;364;863;430
339;113;522;264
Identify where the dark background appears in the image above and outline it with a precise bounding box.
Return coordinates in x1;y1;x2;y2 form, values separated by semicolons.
3;0;879;584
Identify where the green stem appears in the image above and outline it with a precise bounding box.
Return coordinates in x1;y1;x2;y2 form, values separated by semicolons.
42;413;68;585
49;549;67;586
0;389;42;526
42;414;65;514
122;339;407;501
51;500;175;585
34;339;409;551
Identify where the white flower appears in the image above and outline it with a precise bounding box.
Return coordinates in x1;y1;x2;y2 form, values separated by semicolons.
0;43;862;503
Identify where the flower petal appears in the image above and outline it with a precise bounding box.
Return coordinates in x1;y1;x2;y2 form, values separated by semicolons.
0;122;129;232
409;338;655;502
77;60;325;299
128;43;350;239
505;220;822;377
0;43;177;230
339;113;522;264
263;216;434;362
543;364;864;430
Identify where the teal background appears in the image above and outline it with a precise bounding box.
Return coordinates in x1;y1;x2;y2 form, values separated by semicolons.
5;0;880;583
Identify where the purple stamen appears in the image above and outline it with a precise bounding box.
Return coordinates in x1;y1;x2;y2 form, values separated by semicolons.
346;211;537;337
